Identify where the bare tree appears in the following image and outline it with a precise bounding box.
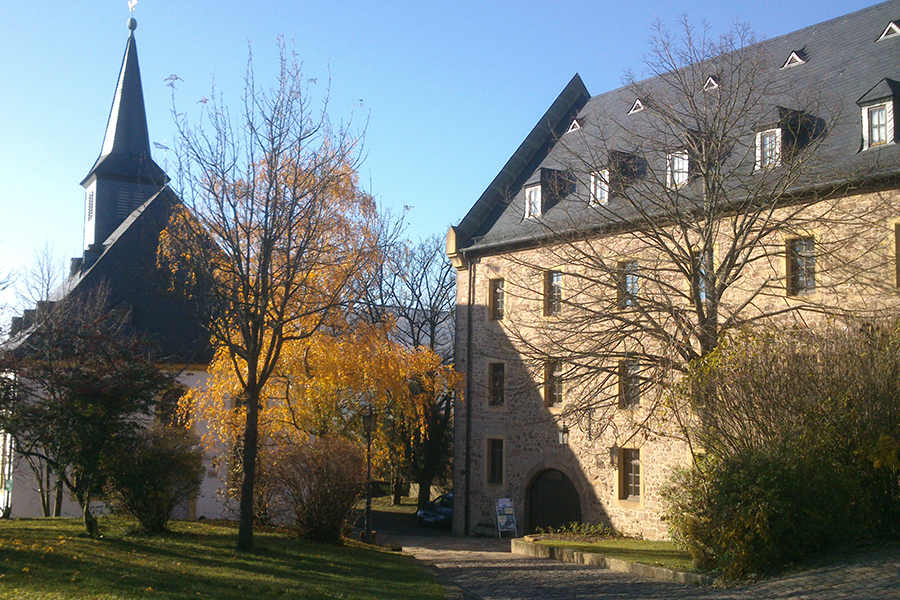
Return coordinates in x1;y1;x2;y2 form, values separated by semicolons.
160;41;376;550
3;240;68;515
356;234;457;507
15;241;67;312
360;235;455;359
495;19;895;441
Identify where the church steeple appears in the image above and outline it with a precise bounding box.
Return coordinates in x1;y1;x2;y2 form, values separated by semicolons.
80;17;168;254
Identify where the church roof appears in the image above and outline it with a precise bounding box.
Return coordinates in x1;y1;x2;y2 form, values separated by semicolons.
81;20;167;186
65;187;212;364
7;19;208;364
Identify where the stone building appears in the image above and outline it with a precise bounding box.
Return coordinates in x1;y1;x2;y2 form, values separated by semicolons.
447;0;900;540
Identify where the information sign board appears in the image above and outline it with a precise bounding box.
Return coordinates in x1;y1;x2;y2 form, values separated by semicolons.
496;497;517;537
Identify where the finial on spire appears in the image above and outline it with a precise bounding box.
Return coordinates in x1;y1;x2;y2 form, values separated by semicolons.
127;1;138;32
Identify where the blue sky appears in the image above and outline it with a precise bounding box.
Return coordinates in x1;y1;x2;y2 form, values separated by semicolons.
0;0;884;314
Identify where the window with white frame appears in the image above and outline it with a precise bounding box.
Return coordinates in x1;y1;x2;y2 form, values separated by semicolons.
544;360;563;406
524;184;542;218
667;150;690;188
544;270;562;316
619;448;641;500
862;101;894;150
869;105;888;145
787;236;816;295
617;260;639;308
756;128;782;169
590;169;609;204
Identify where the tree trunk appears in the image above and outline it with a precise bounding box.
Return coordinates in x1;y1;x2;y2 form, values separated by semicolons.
237;389;259;551
39;470;50;517
391;475;404;506
416;475;434;511
78;491;99;538
53;476;64;518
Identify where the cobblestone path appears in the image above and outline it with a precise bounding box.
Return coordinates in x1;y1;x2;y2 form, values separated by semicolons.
385;533;900;600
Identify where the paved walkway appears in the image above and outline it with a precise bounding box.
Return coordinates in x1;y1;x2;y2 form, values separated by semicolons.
376;520;900;600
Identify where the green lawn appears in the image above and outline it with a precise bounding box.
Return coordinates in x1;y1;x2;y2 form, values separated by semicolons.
534;537;694;572
0;518;443;600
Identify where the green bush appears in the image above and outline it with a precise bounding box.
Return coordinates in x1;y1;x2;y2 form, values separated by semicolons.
536;521;614;537
271;436;364;544
665;449;865;578
105;423;204;533
665;322;900;579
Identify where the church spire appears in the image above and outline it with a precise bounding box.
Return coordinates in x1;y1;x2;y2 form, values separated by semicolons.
80;17;168;254
82;18;166;186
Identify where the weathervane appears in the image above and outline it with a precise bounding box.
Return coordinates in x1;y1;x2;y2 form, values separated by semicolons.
127;0;137;32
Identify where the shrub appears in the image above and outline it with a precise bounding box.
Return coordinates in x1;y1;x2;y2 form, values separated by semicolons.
271;436;364;544
105;424;204;533
664;449;864;578
536;521;614;537
665;322;900;578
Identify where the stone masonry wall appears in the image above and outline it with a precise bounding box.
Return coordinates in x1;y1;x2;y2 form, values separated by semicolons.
453;188;900;541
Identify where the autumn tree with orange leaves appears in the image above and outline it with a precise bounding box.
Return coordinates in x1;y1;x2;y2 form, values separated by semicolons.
159;41;376;551
183;317;462;523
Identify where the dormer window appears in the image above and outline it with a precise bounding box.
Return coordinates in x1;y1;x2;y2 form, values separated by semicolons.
666;150;690;188
523;168;573;219
703;75;720;92
868;104;888;146
862;101;894;149
628;98;645;114
566;118;582;134
524;184;542;218
857;78;899;150
877;20;900;41
756;128;782;169
590;169;609;205
780;50;807;69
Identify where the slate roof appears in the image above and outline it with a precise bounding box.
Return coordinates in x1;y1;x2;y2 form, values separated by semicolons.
7;186;211;364
6;20;209;365
454;0;900;256
81;23;167;187
62;187;212;364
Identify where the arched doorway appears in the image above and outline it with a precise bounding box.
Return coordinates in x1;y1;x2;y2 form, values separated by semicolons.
527;468;581;533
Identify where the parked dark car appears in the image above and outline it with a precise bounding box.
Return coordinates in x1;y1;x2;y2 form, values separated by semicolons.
416;493;453;528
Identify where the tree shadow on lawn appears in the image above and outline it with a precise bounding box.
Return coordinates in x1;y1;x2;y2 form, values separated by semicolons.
0;518;442;600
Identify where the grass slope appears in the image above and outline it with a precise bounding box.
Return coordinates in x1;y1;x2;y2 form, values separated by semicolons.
0;518;443;600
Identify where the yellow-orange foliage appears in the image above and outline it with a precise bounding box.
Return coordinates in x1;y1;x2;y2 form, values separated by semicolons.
183;316;462;468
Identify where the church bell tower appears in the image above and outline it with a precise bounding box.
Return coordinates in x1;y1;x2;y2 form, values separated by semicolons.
80;17;167;261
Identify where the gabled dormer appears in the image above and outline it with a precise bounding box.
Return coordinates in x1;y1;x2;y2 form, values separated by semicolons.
857;78;900;150
523;168;574;219
780;49;808;69
877;20;900;41
80;18;167;258
565;118;583;134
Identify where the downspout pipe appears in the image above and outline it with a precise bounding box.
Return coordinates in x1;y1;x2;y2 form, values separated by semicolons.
463;252;475;535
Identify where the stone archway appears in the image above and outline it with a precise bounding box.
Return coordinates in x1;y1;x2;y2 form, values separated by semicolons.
526;468;581;533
